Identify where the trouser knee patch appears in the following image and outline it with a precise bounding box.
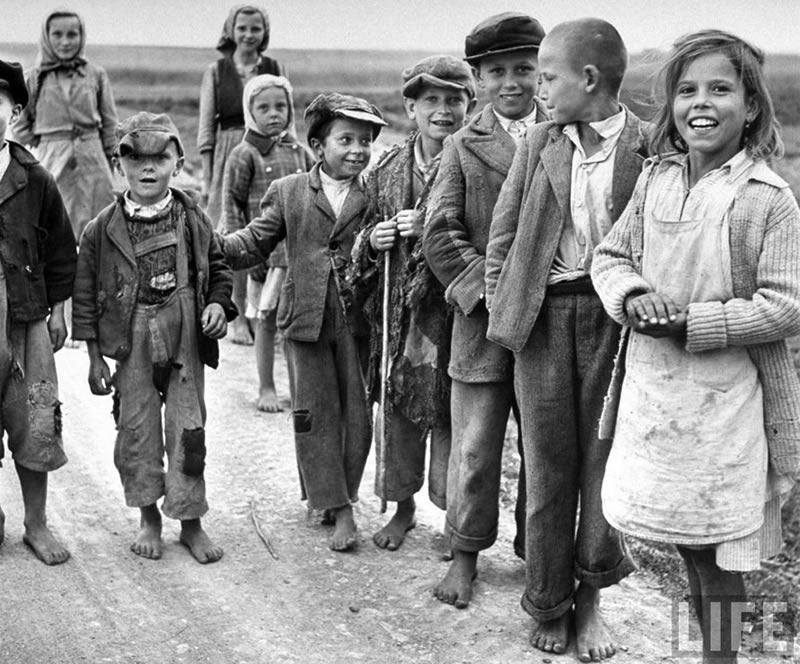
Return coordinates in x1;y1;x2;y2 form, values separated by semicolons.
28;380;62;441
181;427;206;477
293;409;312;434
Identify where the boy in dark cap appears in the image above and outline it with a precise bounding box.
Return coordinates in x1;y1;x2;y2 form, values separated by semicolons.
72;111;236;564
223;93;386;551
422;12;548;609
350;55;476;551
0;59;76;565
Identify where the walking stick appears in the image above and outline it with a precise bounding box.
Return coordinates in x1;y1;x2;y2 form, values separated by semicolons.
378;247;391;513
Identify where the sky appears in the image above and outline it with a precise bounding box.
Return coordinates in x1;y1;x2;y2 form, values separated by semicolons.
2;0;800;54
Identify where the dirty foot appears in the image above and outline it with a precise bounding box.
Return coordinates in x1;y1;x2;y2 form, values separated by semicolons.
329;504;357;551
180;518;224;564
232;318;254;346
373;496;416;550
131;506;164;560
530;611;571;655
23;523;71;565
257;387;282;412
575;582;615;662
433;549;477;608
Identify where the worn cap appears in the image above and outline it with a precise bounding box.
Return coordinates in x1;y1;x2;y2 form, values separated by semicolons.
115;111;184;157
0;60;29;108
304;93;387;145
402;54;476;100
464;12;546;63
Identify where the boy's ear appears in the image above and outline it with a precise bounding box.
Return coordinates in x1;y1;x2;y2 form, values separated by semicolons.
466;96;478;117
7;104;22;127
173;156;185;177
583;65;600;93
471;65;485;89
112;155;124;177
309;136;324;159
403;97;417;121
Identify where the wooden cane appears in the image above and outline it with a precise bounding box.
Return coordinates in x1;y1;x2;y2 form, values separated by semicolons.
378;247;391;513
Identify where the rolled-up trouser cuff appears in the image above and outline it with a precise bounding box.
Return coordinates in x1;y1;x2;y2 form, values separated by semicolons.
576;554;637;589
521;591;574;622
447;519;498;553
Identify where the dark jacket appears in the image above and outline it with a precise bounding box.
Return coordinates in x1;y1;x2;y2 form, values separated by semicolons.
72;188;236;368
0;141;76;322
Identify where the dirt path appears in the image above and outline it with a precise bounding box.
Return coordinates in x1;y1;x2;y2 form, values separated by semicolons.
0;339;684;664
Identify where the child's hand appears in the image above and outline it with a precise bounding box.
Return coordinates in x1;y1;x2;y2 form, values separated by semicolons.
248;261;268;283
201;303;228;339
88;355;113;395
396;209;423;239
47;302;68;352
370;219;398;251
626;292;687;338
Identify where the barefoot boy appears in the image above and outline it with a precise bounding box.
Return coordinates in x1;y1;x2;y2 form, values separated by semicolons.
223;93;386;551
350;55;476;550
485;19;648;660
0;60;76;565
423;12;547;607
73;112;236;564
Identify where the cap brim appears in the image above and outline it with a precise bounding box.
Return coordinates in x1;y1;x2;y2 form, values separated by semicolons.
403;73;473;98
118;131;183;156
464;44;540;63
336;108;388;127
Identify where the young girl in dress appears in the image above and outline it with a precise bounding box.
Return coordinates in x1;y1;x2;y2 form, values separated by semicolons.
197;4;284;345
592;30;800;663
13;9;117;244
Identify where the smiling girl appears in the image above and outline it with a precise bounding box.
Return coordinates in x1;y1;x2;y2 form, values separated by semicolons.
592;30;800;663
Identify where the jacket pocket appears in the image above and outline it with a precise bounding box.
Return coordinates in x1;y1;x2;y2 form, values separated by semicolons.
276;279;294;330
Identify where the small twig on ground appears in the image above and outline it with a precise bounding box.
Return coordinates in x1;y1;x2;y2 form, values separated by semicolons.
249;498;278;560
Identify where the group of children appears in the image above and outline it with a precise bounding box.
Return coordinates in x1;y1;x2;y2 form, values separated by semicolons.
0;5;798;663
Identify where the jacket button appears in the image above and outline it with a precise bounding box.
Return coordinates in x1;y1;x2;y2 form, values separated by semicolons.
265;166;272;173
329;240;339;250
119;344;128;354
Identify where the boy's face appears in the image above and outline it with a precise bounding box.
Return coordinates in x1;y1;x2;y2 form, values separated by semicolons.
251;87;290;138
404;84;473;145
48;15;82;61
0;89;21;143
116;141;184;206
537;37;591;125
311;117;373;181
475;50;539;120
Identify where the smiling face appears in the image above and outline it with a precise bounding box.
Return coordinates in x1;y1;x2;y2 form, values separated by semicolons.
673;51;753;175
117;141;184;206
47;15;82;61
311;117;374;180
251;87;290;137
474;50;539;120
405;84;471;145
233;10;266;55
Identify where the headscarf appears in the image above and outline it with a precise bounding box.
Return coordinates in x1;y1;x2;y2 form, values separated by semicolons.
216;5;270;56
37;8;87;71
242;74;295;137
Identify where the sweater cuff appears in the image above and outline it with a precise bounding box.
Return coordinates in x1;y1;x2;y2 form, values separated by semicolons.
445;257;485;316
686;301;727;352
598;273;652;325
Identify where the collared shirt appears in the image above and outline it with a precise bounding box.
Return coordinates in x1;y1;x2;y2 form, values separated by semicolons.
494;107;539;143
0;141;10;183
549;108;626;284
319;167;355;219
123;189;174;219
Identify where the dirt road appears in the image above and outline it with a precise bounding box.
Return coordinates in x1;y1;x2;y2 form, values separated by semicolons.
0;339;682;664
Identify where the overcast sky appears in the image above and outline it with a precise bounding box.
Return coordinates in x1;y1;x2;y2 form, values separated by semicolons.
3;0;799;54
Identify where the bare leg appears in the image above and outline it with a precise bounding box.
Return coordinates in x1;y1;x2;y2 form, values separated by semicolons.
530;611;571;655
255;319;281;412
131;503;164;559
575;581;616;662
180;518;224;564
373;495;416;550
433;549;478;608
15;463;70;565
329;504;357;551
231;271;253;345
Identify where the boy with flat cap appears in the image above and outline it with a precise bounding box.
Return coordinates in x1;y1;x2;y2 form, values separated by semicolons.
223;93;387;552
73;111;236;564
350;55;476;551
0;59;76;565
423;12;548;608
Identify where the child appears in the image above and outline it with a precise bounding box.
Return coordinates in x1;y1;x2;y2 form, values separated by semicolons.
485;18;647;660
198;4;283;346
592;30;800;663
223;93;386;551
0;60;76;565
423;12;547;608
350;55;476;550
221;74;315;412
12;9;117;245
72;112;236;564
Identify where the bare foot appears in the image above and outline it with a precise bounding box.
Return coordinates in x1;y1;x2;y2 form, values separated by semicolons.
530;612;571;655
131;506;163;560
433;549;477;608
23;523;70;565
257;387;282;413
180;518;223;564
232;317;254;346
373;497;416;551
575;582;615;662
64;338;83;349
329;504;357;551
